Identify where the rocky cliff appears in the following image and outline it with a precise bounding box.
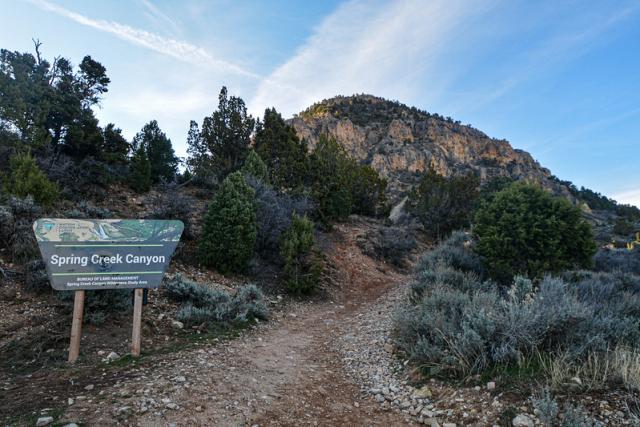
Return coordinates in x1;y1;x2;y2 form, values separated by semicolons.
289;95;567;201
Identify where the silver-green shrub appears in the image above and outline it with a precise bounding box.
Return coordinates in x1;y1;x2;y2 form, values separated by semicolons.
417;231;483;274
394;234;640;379
531;388;558;426
531;388;600;427
166;274;268;325
594;247;640;275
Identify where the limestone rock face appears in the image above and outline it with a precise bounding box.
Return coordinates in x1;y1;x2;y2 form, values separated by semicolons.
289;95;565;202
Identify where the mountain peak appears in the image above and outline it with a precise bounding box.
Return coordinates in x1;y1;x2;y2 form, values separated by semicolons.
290;95;563;201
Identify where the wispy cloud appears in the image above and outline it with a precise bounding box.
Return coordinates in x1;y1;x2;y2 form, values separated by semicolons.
28;0;262;80
249;0;498;117
249;0;640;119
139;0;182;36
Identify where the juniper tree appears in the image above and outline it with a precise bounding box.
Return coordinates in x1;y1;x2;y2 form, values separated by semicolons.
474;182;596;283
199;171;257;274
4;151;58;207
241;150;269;183
308;135;354;224
132;120;178;183
128;146;152;193
197;87;255;180
254;108;307;189
281;214;321;294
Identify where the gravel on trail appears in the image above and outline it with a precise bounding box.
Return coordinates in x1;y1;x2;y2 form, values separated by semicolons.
8;220;636;426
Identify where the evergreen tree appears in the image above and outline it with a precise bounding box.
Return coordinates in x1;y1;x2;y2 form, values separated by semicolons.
351;165;388;217
185;119;215;183
0;47;53;146
61;111;104;158
128;146;152;193
280;214;321;294
4;151;58;206
254;108;307;189
308;135;354;224
76;55;110;108
241;150;269;183
101;123;130;164
0;44;109;155
199;171;257;274
132;120;178;183
197;87;255;180
411;168;479;240
474;182;596;283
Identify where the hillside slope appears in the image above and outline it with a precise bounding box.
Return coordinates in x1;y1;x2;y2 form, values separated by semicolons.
289;95;568;201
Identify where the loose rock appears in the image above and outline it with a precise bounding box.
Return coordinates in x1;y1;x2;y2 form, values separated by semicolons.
512;414;534;427
171;320;184;330
36;417;54;427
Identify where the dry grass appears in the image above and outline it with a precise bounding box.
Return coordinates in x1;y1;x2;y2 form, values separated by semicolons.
542;347;640;391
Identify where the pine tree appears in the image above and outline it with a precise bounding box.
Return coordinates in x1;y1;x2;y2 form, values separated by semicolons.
308;135;354;224
199;87;255;180
101;123;130;164
199;171;257;274
132;120;178;183
185;120;215;183
351;165;388;217
254;108;307;189
61;111;104;159
128;146;152;193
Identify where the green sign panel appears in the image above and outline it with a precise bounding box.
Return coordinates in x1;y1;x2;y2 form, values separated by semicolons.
33;219;184;291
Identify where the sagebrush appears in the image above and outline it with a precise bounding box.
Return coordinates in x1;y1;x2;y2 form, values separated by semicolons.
165;274;268;325
394;233;640;383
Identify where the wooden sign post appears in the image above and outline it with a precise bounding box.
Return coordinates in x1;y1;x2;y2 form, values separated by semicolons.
33;219;183;363
131;288;143;357
68;290;85;363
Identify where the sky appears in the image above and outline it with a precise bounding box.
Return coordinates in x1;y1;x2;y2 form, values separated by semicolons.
1;0;639;206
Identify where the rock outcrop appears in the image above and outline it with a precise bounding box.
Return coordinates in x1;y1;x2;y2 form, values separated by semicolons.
289;94;567;201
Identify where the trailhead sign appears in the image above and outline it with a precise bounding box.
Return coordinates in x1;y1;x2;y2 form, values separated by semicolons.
33;219;184;291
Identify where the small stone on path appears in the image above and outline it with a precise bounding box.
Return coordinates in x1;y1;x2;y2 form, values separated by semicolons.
36;417;54;427
512;414;534;427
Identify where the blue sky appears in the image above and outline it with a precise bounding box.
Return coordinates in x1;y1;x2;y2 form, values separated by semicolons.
1;0;639;206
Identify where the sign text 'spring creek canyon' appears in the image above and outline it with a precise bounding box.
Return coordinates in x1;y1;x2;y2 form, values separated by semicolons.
33;218;183;290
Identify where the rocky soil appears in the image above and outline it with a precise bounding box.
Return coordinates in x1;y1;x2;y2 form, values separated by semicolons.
1;220;413;426
2;219;638;426
336;277;638;426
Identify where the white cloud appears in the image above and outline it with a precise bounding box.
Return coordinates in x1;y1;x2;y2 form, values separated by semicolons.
613;189;640;208
139;0;182;36
28;0;262;80
248;0;496;117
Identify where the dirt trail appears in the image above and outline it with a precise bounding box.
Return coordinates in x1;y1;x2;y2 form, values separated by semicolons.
58;221;416;426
